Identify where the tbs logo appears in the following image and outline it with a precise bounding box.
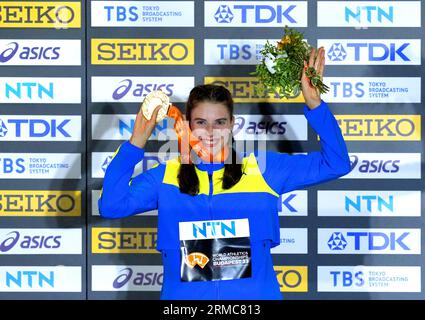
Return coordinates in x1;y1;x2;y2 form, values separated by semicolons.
330;270;365;287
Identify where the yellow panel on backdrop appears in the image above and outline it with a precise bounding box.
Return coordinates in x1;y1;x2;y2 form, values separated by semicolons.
91;39;195;65
205;77;305;103
0;2;81;28
0;190;81;217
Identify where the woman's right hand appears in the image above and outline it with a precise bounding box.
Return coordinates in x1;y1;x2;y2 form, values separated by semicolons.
129;104;163;149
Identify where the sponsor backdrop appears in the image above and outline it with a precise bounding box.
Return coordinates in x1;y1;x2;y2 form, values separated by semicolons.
0;0;423;300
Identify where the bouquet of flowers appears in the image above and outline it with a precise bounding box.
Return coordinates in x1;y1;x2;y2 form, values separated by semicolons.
251;26;329;99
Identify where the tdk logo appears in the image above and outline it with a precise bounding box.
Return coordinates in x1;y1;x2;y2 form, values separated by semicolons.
214;5;234;23
345;6;393;23
193;221;236;238
328;42;410;62
328;43;347;61
327;231;411;251
206;2;303;26
0;120;8;137
101;156;114;173
327;232;348;250
0;118;71;138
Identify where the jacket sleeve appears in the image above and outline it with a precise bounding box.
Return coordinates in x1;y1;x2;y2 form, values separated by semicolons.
98;140;160;219
260;100;351;195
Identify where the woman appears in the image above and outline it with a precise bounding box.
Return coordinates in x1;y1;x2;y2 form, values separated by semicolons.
98;47;351;300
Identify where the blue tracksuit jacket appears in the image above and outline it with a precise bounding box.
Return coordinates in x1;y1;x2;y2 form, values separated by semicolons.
98;100;351;300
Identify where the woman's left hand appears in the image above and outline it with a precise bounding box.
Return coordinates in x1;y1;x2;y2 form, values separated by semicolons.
301;46;325;109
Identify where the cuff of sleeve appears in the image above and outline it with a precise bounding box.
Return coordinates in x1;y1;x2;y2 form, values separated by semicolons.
303;100;332;133
303;99;327;116
117;140;145;164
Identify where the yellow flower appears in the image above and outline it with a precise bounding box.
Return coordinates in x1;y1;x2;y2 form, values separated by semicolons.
277;35;292;49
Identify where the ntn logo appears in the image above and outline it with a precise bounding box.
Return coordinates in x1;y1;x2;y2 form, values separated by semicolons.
5;82;53;99
345;6;393;23
345;195;393;212
193;220;236;238
6;271;54;288
118;118;167;137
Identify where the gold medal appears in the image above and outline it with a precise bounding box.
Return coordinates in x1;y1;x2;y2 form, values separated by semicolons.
141;90;170;122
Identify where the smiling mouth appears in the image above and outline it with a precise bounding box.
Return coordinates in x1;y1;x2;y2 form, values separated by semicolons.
202;138;221;147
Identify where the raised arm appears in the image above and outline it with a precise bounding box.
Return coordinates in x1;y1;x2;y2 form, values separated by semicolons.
260;100;351;195
99;99;164;218
260;47;350;194
98;141;163;218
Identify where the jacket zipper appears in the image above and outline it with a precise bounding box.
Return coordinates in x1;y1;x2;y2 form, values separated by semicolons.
207;171;219;299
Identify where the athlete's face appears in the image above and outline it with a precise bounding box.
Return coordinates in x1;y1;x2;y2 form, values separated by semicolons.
189;102;234;155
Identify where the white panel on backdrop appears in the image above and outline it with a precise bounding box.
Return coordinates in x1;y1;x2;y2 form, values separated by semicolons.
204;39;279;65
233;115;307;141
91;265;163;291
0;266;82;292
0;40;81;66
91;1;194;27
278;191;308;216
322;77;421;103
204;1;307;27
318;228;421;254
317;266;421;292
0;116;81;141
0;229;82;254
271;228;308;254
92;151;178;179
0;153;81;179
92;114;307;141
317;39;421;65
317;1;421;27
318;191;421;217
344;153;421;179
92;115;172;141
0;77;81;103
91;76;193;102
92;190;157;216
